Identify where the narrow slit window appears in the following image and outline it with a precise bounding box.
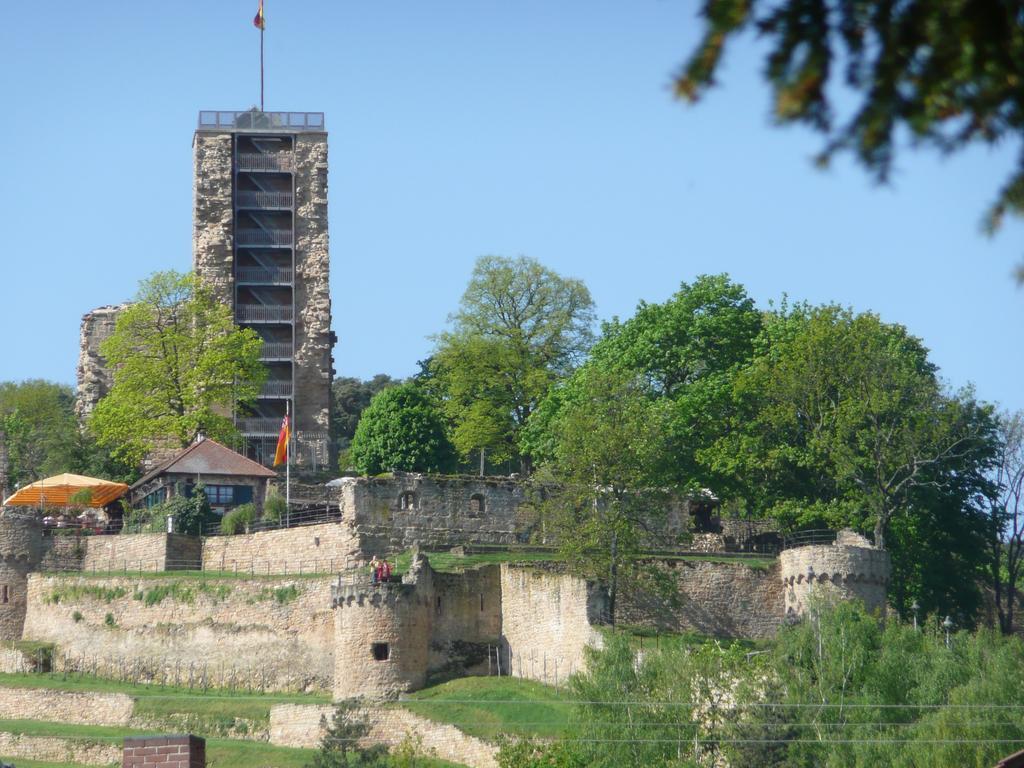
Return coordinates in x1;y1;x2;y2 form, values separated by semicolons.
435;595;442;615
1;585;7;604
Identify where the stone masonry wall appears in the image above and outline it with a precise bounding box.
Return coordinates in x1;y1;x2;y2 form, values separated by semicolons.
292;133;332;439
201;521;360;573
617;560;784;640
340;475;536;555
431;566;503;677
269;703;499;768
0;732;122;766
780;542;891;618
81;533;200;572
75;303;127;419
192;132;234;307
0;686;134;726
499;564;604;684
22;573;335;692
0;516;42;641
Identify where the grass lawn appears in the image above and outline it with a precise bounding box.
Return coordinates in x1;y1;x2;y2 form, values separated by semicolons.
401;676;569;742
39;569;333;581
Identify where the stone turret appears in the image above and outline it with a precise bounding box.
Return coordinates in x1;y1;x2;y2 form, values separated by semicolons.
331;552;434;700
75;304;128;420
0;514;43;641
779;530;890;618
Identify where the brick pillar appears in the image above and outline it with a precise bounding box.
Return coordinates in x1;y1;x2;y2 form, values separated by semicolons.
123;734;205;768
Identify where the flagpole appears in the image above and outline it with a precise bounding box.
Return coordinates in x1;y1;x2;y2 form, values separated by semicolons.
259;6;265;111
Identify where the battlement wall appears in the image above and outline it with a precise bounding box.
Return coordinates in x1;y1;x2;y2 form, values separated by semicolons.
780;542;890;617
0;516;42;640
22;573;335;692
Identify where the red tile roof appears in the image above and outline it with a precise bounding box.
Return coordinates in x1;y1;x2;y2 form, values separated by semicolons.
130;438;277;491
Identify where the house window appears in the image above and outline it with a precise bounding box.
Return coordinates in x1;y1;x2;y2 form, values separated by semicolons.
371;642;390;661
399;492;417;511
143;489;165;509
204;485;252;506
469;494;485;517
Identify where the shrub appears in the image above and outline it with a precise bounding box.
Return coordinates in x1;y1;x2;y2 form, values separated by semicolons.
221;503;256;535
103;612;116;628
263;491;287;525
72;610;83;623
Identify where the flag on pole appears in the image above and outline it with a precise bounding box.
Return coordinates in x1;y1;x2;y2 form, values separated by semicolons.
273;413;290;467
253;0;266;30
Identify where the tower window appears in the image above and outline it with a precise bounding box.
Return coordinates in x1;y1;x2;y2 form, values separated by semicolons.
1;585;7;604
371;642;390;661
436;596;442;615
399;492;417;510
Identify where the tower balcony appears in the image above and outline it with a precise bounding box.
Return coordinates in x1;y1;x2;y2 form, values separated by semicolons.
236;267;293;285
236;305;293;323
236;229;293;247
238;417;286;436
258;380;293;398
236;190;294;209
237;153;294;172
259;342;293;360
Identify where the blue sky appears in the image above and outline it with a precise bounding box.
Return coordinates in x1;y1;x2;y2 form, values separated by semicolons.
2;1;1021;413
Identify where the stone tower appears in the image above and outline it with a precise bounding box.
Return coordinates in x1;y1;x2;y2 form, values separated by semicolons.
0;515;43;642
779;530;891;618
75;304;128;420
193;110;335;470
331;553;434;700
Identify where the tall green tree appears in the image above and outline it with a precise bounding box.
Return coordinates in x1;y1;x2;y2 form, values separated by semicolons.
541;368;674;625
330;374;400;452
678;1;1024;276
987;411;1024;634
430;255;595;473
90;271;265;467
349;383;457;475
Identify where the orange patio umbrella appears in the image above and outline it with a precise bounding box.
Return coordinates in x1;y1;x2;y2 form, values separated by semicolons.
2;473;128;508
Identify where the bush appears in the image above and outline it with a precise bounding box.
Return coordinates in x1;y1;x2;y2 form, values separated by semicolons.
263;491;287;525
221;503;256;535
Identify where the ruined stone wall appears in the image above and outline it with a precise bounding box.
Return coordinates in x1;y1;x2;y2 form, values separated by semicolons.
780;542;890;618
201;521;360;573
22;573;335;692
81;533;200;572
0;687;134;725
431;566;502;676
617;560;784;640
0;515;42;641
332;567;433;700
0;732;122;766
192;132;234;307
292;133;332;440
499;564;604;684
340;475;535;555
269;703;499;768
38;535;86;572
75;304;127;419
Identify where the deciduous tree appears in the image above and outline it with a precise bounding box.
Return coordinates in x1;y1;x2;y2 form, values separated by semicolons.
988;411;1024;634
89;271;265;467
431;255;595;472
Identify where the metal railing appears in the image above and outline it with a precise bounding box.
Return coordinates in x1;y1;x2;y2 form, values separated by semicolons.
235;228;293;246
235;266;292;284
781;529;841;550
235;305;292;323
258;380;292;397
258;342;292;359
203;506;341;536
198;110;325;132
236;152;294;172
236;417;285;435
235;190;293;209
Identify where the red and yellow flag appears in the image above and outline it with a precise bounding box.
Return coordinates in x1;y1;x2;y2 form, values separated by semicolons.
273;413;290;467
253;1;266;30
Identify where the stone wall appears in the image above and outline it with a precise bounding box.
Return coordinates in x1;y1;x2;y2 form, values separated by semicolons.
201;521;360;573
780;541;891;618
0;686;134;725
292;133;332;442
75;303;127;419
269;703;499;768
617;560;784;640
0;515;42;641
0;732;122;765
431;567;503;677
192;131;234;307
339;475;536;554
499;564;604;684
81;533;200;572
38;535;86;572
22;573;335;692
